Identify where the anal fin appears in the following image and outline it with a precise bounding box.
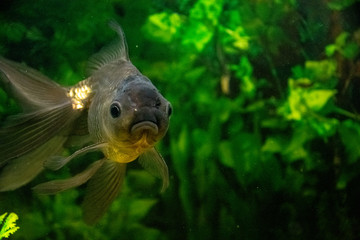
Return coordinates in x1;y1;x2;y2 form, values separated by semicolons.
82;160;126;225
33;160;104;194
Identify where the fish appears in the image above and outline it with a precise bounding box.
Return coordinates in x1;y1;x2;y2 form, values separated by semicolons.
0;22;172;224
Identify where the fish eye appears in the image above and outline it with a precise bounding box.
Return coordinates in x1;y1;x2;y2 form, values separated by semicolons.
110;102;121;118
167;104;173;117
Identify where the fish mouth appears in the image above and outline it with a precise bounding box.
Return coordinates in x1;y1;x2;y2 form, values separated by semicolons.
130;121;159;136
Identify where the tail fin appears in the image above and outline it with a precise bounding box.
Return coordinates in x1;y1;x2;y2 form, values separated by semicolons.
0;57;83;191
0;135;68;191
0;104;80;165
0;57;68;109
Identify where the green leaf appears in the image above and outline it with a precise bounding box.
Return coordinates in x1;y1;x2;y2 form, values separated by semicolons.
180;0;224;52
335;32;350;47
233;56;253;77
219;141;235;168
189;0;223;25
0;213;6;224
0;22;26;43
231;133;261;183
291;65;306;79
304;89;336;112
0;212;20;239
331;32;360;59
283;124;315;162
143;12;182;43
182;22;213;52
225;27;250;50
239;76;256;98
342;42;359;59
328;0;358;10
232;56;256;98
129;199;157;220
325;44;336;57
171;126;190;180
339;120;360;164
262;137;287;153
280;78;336;120
308;117;339;137
305;60;337;82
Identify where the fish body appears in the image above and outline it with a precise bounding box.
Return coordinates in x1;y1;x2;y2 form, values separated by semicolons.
0;22;171;224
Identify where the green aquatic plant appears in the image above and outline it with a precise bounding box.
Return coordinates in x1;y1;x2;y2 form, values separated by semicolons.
1;0;360;239
0;212;20;240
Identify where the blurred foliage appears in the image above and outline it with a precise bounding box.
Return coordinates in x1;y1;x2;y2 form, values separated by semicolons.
1;0;360;239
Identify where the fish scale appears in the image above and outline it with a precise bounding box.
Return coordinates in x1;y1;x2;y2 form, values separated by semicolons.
67;80;92;110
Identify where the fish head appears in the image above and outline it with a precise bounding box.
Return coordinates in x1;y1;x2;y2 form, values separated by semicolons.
86;22;171;159
98;74;172;155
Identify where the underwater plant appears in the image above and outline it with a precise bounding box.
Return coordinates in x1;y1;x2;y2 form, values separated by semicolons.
0;212;19;240
0;0;360;239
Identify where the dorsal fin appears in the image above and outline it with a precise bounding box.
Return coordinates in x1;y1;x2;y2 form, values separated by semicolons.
87;21;130;74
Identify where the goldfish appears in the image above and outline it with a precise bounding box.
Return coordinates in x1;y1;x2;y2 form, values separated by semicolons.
0;22;172;224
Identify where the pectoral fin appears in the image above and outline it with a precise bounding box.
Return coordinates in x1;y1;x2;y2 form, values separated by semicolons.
138;148;169;192
32;160;104;194
82;160;126;225
44;142;107;171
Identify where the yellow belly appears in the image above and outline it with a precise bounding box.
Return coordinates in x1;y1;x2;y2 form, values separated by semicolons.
105;134;153;163
106;149;138;163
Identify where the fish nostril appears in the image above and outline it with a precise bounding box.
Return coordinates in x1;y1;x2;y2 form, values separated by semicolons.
132;108;158;125
155;98;161;109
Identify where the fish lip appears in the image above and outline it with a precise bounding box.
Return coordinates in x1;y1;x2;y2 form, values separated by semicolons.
130;121;159;136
